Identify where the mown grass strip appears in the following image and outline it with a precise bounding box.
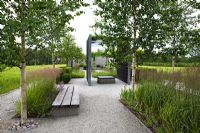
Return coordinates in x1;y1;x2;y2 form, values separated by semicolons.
0;64;65;94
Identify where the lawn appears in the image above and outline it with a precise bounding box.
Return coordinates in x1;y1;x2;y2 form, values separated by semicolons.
72;69;85;78
0;64;65;94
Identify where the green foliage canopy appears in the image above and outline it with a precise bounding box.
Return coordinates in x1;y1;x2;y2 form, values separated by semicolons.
58;34;85;64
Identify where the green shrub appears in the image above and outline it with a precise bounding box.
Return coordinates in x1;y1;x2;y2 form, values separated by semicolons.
61;73;71;83
16;79;57;117
57;67;72;83
60;67;72;74
79;63;86;67
0;64;6;72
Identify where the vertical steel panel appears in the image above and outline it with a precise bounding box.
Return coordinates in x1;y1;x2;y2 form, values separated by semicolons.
86;35;92;86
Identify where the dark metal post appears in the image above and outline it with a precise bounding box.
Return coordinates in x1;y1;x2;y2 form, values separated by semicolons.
86;35;92;86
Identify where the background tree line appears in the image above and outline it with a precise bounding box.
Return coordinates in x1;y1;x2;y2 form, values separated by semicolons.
25;34;85;66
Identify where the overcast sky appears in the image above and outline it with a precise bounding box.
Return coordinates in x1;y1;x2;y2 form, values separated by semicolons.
69;0;103;54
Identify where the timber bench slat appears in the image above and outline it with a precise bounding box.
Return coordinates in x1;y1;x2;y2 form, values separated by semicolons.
52;85;80;107
52;86;68;106
71;86;80;106
62;86;74;106
51;85;80;116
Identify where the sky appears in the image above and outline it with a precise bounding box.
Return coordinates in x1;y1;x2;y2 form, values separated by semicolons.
69;0;103;54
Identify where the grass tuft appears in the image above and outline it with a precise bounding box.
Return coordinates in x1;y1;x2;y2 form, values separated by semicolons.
121;68;200;133
16;79;57;117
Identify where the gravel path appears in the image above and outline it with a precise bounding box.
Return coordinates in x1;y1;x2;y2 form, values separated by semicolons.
0;89;20;130
0;78;150;133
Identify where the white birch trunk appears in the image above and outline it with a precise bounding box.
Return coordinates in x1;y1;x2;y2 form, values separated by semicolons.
132;53;137;90
20;62;27;124
20;0;27;124
172;56;175;68
52;49;55;69
132;0;137;90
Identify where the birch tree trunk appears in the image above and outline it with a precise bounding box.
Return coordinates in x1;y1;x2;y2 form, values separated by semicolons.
172;34;176;69
172;56;175;68
52;49;55;68
20;0;27;124
20;62;27;124
132;0;137;90
132;53;137;90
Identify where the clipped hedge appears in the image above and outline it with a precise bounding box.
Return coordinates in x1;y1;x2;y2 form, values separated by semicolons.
60;67;72;74
57;67;84;83
57;67;72;83
61;73;71;83
142;62;200;67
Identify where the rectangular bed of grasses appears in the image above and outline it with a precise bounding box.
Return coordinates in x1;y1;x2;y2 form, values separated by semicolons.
16;68;61;117
0;64;65;94
138;67;200;91
121;67;200;133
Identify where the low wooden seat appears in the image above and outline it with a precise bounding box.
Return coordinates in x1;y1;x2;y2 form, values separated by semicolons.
97;76;115;84
51;85;79;117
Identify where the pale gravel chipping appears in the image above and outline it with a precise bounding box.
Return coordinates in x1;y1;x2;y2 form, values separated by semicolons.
0;78;151;133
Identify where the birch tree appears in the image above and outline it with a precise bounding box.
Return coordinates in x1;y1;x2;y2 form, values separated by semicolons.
0;0;50;124
40;0;88;68
93;0;163;90
0;0;87;124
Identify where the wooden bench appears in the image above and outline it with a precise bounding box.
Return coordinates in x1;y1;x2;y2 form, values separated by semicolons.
97;76;115;84
51;85;80;117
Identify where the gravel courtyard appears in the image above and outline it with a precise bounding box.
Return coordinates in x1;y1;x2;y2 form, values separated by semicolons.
0;78;150;133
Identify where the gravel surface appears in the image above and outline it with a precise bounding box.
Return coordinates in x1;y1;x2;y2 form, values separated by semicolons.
0;78;151;133
0;89;20;131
